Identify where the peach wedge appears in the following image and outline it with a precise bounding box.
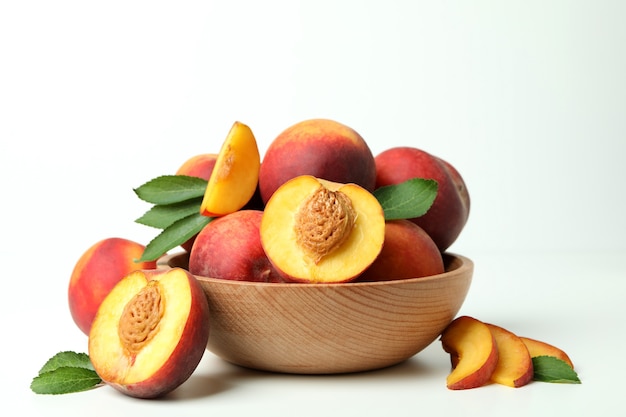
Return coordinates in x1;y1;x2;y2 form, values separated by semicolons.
440;316;499;390
200;121;260;217
88;268;210;399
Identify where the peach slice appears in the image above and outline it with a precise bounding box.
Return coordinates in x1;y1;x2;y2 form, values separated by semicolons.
485;323;534;388
440;316;499;390
88;268;210;399
520;336;574;368
260;175;385;283
200;121;260;217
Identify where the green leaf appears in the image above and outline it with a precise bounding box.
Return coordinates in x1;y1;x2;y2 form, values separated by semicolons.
133;175;208;205
138;212;213;262
532;356;581;384
38;351;94;374
373;178;438;220
135;198;203;229
31;367;102;395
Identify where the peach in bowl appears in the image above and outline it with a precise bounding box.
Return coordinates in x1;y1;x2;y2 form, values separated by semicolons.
157;251;473;375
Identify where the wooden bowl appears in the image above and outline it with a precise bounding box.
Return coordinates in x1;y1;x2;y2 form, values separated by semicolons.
157;252;473;374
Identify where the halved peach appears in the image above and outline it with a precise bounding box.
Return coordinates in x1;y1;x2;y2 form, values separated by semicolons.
88;268;210;399
260;175;385;283
485;323;534;388
200;121;260;217
520;336;574;369
440;316;499;390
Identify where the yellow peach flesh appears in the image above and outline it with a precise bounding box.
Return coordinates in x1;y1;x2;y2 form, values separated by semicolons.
200;121;260;217
89;270;192;385
261;175;384;283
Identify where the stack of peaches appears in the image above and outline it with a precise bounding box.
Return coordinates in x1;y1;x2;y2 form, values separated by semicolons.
67;119;574;398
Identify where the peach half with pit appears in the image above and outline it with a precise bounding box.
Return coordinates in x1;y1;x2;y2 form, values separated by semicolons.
259;119;377;204
260;175;385;283
68;237;157;336
88;267;210;399
375;147;470;252
189;210;283;282
440;315;499;390
358;219;444;282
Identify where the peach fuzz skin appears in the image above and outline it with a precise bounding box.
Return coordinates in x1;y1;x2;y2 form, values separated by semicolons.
189;210;283;282
259;119;377;204
358;219;444;281
175;153;218;180
375;147;470;252
68;237;157;336
175;153;218;251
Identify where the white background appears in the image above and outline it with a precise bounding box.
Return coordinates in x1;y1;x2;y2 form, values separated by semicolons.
1;1;624;416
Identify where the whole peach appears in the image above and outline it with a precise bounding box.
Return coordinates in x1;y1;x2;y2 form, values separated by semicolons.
175;153;217;252
175;153;218;180
374;147;470;252
259;119;377;204
189;210;283;282
68;237;157;335
358;220;444;281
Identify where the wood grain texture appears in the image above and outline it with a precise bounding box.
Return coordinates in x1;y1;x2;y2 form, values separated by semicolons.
158;252;473;374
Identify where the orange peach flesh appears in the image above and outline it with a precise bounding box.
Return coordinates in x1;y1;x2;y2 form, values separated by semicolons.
486;323;534;388
441;316;499;390
200;121;260;217
261;175;385;283
89;269;199;390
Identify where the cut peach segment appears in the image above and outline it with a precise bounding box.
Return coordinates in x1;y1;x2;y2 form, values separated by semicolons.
88;268;210;399
200;121;260;217
440;316;499;390
485;323;534;388
260;175;385;283
520;336;574;369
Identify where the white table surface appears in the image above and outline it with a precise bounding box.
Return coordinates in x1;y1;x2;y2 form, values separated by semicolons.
4;250;623;416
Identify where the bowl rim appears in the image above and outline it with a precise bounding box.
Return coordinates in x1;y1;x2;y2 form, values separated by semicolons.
157;251;473;288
